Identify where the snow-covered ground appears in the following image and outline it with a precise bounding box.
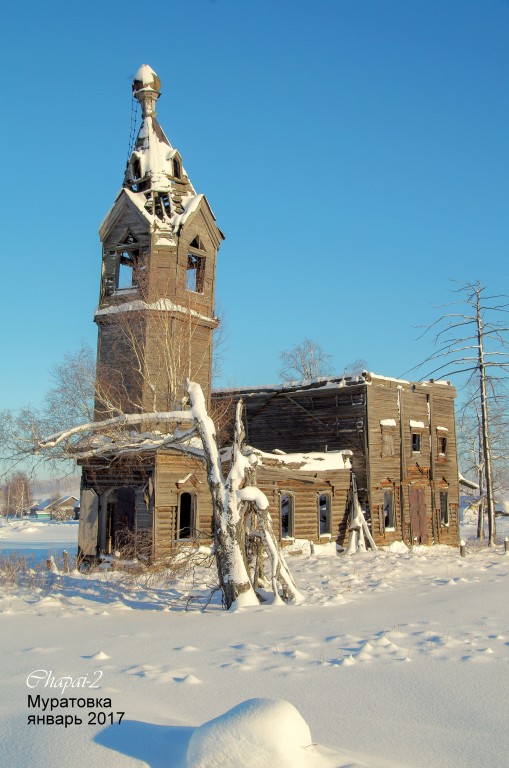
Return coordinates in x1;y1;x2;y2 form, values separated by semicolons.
1;517;508;768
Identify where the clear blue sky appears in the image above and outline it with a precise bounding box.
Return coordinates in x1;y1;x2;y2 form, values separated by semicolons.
2;0;508;411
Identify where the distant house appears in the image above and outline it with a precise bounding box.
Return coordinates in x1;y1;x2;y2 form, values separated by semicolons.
31;496;79;521
51;496;79;521
32;499;53;519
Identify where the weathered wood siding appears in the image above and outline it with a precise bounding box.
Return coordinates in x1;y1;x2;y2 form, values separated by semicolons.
214;382;369;503
365;375;460;547
153;452;213;559
256;465;351;544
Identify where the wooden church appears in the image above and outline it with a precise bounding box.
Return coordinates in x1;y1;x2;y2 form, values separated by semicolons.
78;65;460;561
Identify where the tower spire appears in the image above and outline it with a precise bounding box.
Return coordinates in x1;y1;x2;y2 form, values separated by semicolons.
132;64;161;118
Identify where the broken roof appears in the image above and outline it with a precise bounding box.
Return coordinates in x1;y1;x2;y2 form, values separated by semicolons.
100;64;222;242
213;371;455;398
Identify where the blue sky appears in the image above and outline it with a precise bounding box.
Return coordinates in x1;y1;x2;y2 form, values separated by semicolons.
1;0;508;411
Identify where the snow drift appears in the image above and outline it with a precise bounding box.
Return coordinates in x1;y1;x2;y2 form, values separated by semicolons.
186;698;322;768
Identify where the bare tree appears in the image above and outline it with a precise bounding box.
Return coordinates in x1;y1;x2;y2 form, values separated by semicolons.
5;472;32;517
407;281;509;546
278;339;334;383
45;344;96;427
343;358;368;378
458;379;509;539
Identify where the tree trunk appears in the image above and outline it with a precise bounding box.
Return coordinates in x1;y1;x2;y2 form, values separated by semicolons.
476;288;496;546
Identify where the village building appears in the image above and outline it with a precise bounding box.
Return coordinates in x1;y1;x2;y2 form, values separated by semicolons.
78;65;460;561
214;372;460;547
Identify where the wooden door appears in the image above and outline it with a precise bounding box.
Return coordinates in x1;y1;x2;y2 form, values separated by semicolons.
409;487;427;544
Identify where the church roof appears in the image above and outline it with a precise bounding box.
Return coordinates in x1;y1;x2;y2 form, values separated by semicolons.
103;64;220;239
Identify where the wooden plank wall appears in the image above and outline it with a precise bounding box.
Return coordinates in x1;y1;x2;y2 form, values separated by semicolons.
154;452;213;559
256;466;351;544
225;383;369;503
365;377;460;547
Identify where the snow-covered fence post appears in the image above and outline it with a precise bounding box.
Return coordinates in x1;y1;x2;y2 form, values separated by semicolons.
62;550;70;573
504;537;509;556
460;539;467;557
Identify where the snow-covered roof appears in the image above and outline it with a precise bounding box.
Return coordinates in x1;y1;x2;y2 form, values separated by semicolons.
246;448;352;473
214;372;455;398
100;65;224;247
100;63;221;241
132;64;160;93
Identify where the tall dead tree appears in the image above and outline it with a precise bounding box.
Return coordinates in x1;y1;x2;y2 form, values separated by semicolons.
408;281;508;546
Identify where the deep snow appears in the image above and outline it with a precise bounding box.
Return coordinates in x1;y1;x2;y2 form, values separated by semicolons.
1;517;508;767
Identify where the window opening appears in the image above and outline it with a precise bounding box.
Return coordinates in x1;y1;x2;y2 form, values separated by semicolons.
439;490;449;526
173;157;182;179
280;493;294;538
381;429;395;457
383;490;395;529
411;433;421;453
118;251;138;289
189;235;204;250
439;435;447;455
319;493;332;535
154;193;171;220
186;254;205;293
178;492;195;539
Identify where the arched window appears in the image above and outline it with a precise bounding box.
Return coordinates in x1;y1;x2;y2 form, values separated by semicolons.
173;157;182;179
178;492;196;539
318;493;332;535
280;493;294;538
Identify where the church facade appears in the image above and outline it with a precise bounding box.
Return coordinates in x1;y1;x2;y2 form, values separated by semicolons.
78;65;460;561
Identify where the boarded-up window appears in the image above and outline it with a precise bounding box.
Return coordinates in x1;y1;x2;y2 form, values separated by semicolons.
280;493;294;538
439;491;449;526
381;430;395;457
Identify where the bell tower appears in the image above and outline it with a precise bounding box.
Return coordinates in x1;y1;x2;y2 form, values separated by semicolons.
95;64;223;416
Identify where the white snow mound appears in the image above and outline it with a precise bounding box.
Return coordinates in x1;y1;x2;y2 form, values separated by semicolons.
186;697;319;768
384;541;409;554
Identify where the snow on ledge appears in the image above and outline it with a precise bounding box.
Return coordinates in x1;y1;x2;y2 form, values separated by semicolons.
380;418;397;427
95;298;215;324
409;420;425;429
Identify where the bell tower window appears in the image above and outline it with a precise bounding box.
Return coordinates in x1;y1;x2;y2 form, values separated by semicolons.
186;254;205;293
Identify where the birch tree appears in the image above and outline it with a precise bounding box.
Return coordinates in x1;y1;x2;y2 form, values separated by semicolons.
279;339;334;382
408;281;509;546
